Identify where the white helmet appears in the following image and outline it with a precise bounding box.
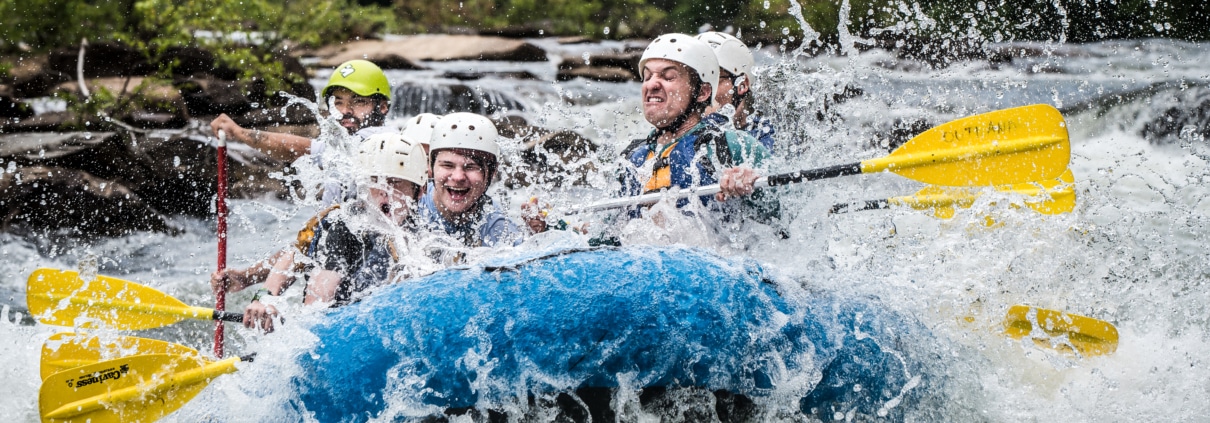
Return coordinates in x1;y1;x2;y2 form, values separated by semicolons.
401;113;441;147
358;133;428;187
696;32;754;79
638;33;720;101
428;113;500;158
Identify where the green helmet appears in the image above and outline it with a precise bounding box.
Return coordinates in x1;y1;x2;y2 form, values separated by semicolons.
322;60;391;101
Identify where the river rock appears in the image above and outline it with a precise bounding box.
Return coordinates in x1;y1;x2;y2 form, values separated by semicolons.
313;35;548;66
52;77;190;129
48;42;154;78
556;66;637;83
392;82;529;116
237;103;320;127
0;94;33;119
0;130;290;236
1141;84;1210;146
176;77;253;117
0;132;112;160
441;70;541;81
9;54;70;98
0;165;173;237
556;52;640;82
496;117;597;188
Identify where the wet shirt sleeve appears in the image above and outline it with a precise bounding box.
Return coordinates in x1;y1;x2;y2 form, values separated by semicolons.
725;131;781;223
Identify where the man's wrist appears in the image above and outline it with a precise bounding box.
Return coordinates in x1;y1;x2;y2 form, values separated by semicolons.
251;287;271;301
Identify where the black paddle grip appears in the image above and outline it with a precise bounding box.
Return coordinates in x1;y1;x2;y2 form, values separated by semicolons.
830;199;889;214
766;162;863;186
214;310;245;323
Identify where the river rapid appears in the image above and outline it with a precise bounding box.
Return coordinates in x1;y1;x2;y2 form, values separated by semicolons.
1;32;1208;422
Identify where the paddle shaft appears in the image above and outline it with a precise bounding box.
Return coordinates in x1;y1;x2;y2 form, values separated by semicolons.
569;131;1066;214
566;104;1070;215
215;131;228;358
830;199;890;214
567;163;862;214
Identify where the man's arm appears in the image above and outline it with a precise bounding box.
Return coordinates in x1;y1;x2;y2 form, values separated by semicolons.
304;269;343;304
211;113;313;162
716;131;781;222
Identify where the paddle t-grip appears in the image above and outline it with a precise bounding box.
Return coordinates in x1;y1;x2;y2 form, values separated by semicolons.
766;162;863;186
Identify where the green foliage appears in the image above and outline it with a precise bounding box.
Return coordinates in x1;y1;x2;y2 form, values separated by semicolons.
392;0;666;38
0;0;396;122
55;85;117;130
911;0;1209;43
728;0;900;47
0;0;134;53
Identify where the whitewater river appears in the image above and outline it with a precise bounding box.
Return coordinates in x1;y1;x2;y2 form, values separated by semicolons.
1;35;1208;421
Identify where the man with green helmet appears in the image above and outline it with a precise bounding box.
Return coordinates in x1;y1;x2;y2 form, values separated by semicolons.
209;59;394;162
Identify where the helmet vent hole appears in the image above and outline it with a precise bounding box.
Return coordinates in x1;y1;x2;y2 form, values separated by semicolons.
468;125;476;131
452;124;458;130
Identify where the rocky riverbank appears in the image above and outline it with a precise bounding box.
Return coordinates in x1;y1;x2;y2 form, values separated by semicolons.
0;35;616;238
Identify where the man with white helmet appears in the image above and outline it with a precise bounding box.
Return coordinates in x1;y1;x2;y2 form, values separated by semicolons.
696;32;778;152
402;113;442;157
210;59;395;162
419;112;525;248
300;133;430;306
212;132;429;331
401;112;443;206
612;33;779;230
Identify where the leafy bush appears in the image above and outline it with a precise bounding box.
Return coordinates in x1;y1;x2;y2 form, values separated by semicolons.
0;0;394;99
391;0;666;38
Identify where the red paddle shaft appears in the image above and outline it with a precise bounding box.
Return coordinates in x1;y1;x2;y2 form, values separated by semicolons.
214;131;228;358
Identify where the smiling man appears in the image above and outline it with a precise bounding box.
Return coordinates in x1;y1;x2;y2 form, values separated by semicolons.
210;59;394;162
617;33;779;222
418;113;524;248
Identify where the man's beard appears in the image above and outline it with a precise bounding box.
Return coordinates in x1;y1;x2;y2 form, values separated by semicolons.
341;111;385;134
342;112;364;134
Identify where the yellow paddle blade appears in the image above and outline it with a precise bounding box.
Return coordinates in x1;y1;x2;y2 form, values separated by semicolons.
887;169;1077;219
27;268;217;330
888;185;971;219
863;104;1070;186
1014;168;1076;215
40;353;240;423
41;333;206;381
1004;304;1119;357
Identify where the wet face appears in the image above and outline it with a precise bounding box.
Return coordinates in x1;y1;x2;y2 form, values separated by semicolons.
431;150;490;222
327;87;387;134
713;70;748;109
714;70;735;106
641;59;710;129
366;176;420;225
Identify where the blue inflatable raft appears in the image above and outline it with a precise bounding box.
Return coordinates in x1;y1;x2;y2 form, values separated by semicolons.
295;246;932;421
